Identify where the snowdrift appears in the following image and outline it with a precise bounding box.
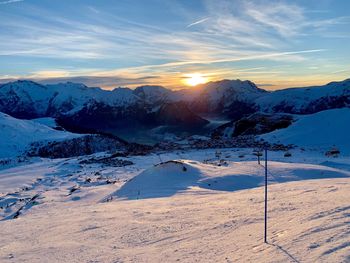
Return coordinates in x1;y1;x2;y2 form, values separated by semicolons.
115;161;202;199
114;160;350;199
261;108;350;154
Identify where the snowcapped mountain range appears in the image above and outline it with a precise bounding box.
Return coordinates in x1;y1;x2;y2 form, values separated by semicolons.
0;79;268;118
1;78;349;118
257;79;350;114
0;78;349;145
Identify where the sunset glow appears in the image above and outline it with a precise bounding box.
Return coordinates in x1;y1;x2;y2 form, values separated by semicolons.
184;73;208;86
0;0;349;89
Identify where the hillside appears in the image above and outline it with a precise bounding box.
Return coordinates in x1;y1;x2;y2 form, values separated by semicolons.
261;108;350;154
1;78;350;143
256;79;350;114
115;159;350;199
0;150;349;262
0;112;80;158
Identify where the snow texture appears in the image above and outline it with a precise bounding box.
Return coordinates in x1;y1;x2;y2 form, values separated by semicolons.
261;108;350;154
0;148;349;262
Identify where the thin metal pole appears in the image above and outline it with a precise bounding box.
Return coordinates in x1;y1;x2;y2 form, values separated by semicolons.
264;148;268;243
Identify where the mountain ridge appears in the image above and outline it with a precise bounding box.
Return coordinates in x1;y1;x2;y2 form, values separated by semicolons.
0;78;349;142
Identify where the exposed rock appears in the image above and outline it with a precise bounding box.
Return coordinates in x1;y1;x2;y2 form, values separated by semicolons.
212;112;294;139
27;134;127;158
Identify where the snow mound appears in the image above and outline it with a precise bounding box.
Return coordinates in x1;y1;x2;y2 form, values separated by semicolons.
261;108;350;154
114;160;350;200
115;161;202;199
0;112;81;158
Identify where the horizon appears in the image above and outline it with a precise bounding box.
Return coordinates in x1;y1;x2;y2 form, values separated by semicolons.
1;0;350;90
1;76;349;92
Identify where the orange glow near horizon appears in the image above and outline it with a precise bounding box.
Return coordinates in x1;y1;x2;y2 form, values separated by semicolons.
183;73;208;86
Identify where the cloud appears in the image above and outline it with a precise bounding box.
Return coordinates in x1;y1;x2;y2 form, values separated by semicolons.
0;0;348;90
0;0;23;4
108;49;326;73
244;1;304;37
186;17;209;28
34;75;159;89
257;83;276;87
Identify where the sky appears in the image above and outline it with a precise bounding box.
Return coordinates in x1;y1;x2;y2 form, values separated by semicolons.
0;0;349;90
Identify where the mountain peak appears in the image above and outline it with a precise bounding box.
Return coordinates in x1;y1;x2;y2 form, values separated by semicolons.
326;78;350;87
133;85;172;103
198;79;266;94
1;79;48;89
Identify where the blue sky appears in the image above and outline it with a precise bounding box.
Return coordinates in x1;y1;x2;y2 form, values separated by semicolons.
0;0;349;89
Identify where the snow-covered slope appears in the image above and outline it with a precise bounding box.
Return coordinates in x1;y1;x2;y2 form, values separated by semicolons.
261;108;350;154
1;78;350;141
257;79;350;114
31;117;59;129
0;79;265;117
0;112;80;158
0;149;349;262
115;159;350;199
176;79;266;115
133;85;173;104
2;78;350;119
197;79;266;100
0;80;54;118
0;80;140;118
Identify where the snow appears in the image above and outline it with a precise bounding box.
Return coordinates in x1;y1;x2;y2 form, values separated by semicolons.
1;78;350;261
0;112;81;158
256;79;350;112
47;83;139;108
115;160;350;200
0;81;139;117
261;108;350;154
31;117;58;128
0;80;54;115
0;159;60;194
133;85;173;104
175;79;266;109
0;148;349;262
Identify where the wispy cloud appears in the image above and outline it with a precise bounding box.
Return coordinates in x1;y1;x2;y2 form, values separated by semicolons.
186;17;209;28
101;49;326;74
0;0;23;4
0;0;348;89
244;1;304;37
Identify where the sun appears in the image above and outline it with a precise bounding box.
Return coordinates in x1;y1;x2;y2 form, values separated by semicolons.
184;73;208;86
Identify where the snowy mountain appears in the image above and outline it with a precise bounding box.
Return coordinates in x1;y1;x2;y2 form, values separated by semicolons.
0;111;137;159
0;80;140;118
256;79;350;114
212;112;294;139
1;78;349;143
261;108;350;154
133;85;174;104
1;79;350;263
0;80;208;139
176;79;267;118
0;112;80;158
0;79;267;120
0;80;53;118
